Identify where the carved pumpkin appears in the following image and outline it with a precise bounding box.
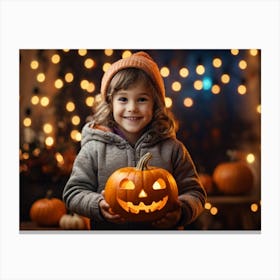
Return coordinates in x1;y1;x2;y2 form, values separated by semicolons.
213;161;254;195
59;213;91;230
29;190;67;226
104;152;178;222
198;173;214;195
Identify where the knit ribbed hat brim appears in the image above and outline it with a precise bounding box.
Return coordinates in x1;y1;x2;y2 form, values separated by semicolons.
100;51;165;103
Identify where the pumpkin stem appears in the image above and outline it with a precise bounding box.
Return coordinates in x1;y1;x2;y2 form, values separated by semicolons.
46;189;53;199
136;152;152;171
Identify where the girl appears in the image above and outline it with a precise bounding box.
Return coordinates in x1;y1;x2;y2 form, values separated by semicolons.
63;51;206;230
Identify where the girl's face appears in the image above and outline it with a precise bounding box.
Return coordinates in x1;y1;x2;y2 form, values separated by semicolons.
112;81;154;145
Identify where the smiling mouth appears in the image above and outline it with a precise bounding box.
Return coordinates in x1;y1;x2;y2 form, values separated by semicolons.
123;117;142;121
116;196;168;214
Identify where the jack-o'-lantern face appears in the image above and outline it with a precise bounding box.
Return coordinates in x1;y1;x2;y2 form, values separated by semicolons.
104;153;178;222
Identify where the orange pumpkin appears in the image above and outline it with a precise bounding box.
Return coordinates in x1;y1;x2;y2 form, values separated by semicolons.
30;190;67;226
104;152;178;222
213;161;254;195
198;173;214;195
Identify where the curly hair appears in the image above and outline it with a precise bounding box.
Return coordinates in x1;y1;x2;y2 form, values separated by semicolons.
92;68;177;137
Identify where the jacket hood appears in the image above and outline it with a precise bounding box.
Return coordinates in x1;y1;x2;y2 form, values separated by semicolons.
80;121;169;148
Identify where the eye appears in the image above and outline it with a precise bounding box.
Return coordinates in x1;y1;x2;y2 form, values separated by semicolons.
138;97;148;103
117;97;128;103
152;178;166;190
120;179;135;190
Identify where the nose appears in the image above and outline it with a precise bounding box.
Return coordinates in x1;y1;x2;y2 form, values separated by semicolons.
138;189;148;198
127;100;138;112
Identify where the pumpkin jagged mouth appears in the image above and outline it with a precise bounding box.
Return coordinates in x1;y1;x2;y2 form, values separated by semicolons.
117;196;168;214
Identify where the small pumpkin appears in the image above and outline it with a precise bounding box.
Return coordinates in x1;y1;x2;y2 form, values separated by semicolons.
59;213;91;230
104;152;178;222
198;173;214;195
213;161;254;195
29;190;67;227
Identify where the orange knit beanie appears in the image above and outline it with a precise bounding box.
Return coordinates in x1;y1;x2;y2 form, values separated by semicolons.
100;51;165;103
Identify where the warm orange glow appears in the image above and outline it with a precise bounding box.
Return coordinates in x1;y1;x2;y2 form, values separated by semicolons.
43;123;53;134
40;97;49;107
231;49;239;55
30;60;39;69
211;85;220;94
54;79;64;89
31;96;39;105
250;203;258;212
71;115;80;126
51;54;60;64
45;136;54;147
246;153;255;164
103;63;111;72
250;49;258;56
37;73;45;82
65;72;74;83
238;85;247;95
70;130;81;141
66;101;75;112
239;60;247;70
172;81;181;92
85;96;95;107
122;50;132;58
84;58;95;69
210;207;218;215
183;97;193;107
196;65;205;75
221;74;230;84
179;67;189;78
165;97;172;108
104;49;113;56
160;67;170;77
23;117;32;127
213;58;222;68
78;49;87;56
193;80;203;90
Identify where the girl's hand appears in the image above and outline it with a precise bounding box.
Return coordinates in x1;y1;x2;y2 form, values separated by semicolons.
99;191;126;224
152;202;182;230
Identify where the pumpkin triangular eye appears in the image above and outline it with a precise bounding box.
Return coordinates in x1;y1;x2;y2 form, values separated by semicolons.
153;178;166;190
120;179;135;190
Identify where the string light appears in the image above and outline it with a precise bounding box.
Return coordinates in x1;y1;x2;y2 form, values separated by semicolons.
31;96;39;105
37;73;45;83
211;84;220;94
23;117;32;127
193;80;203;90
250;203;258;212
30;60;39;69
45;136;54;147
51;54;60;64
165;97;172;108
54;78;64;89
172;81;181;92
196;64;205;75
183;97;193;107
212;58;222;68
231;49;239;55
71;115;80;126
78;49;87;56
122;50;132;58
238;60;247;70
40;97;49;107
103;62;111;72
84;58;95;69
256;104;261;114
237;84;247;95
221;74;230;84
65;72;74;83
249;49;258;56
246;153;255;164
104;49;113;56
160;67;170;77
179;67;189;78
85;96;94;107
66;101;75;112
43;123;53;134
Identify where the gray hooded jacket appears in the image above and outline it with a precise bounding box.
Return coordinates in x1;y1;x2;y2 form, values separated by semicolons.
63;121;206;230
